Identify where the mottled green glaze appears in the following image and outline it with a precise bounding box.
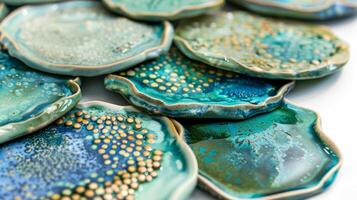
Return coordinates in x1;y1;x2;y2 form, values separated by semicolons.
229;0;357;20
0;102;197;200
0;51;81;144
1;0;63;5
103;0;224;21
105;48;294;119
183;102;341;199
0;1;173;77
0;3;8;21
175;11;349;80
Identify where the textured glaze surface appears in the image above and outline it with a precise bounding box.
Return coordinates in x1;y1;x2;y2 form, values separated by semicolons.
103;0;224;21
229;0;357;20
105;48;293;119
175;11;349;80
0;1;173;76
0;51;80;144
0;102;197;200
183;103;341;199
1;0;63;5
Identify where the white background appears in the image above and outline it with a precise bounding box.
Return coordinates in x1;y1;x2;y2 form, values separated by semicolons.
81;14;357;200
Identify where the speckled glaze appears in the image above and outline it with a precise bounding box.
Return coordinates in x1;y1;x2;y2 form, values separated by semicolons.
175;11;350;80
229;0;357;20
0;51;81;144
182;102;341;200
0;101;198;200
0;3;8;21
1;0;64;6
103;0;224;21
0;1;173;77
105;48;294;119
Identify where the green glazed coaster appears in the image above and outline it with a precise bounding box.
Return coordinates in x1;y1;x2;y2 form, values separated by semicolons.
105;48;294;119
0;51;81;144
103;0;224;21
0;1;173;77
0;101;197;200
175;11;350;80
182;102;342;200
0;3;8;20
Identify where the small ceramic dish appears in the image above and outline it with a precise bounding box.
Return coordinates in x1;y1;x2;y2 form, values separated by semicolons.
229;0;357;20
0;51;81;144
0;3;8;21
0;0;173;77
180;101;342;200
1;0;64;6
0;101;198;200
105;48;294;119
175;11;350;80
102;0;224;21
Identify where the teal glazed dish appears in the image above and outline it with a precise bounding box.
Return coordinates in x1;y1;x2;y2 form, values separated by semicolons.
0;101;198;200
0;3;8;21
0;0;173;77
105;48;294;119
182;102;342;200
229;0;357;20
1;0;64;6
175;11;350;80
103;0;224;21
0;51;81;144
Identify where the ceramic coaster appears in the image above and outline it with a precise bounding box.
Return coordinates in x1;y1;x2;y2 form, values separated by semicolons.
0;51;81;144
103;0;224;21
181;102;342;200
0;3;8;20
105;48;294;119
0;101;198;200
1;0;64;5
175;11;349;80
0;1;173;77
229;0;357;20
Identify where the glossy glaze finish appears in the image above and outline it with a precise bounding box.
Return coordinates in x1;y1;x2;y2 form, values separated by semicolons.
0;51;81;144
0;3;8;21
175;11;349;80
182;102;341;199
0;101;197;200
1;0;64;5
103;0;224;21
229;0;357;20
0;1;173;77
105;48;294;119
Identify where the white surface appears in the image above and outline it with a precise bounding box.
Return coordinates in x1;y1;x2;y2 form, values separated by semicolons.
81;16;357;200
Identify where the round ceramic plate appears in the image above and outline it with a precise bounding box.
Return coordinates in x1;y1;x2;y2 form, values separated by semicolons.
103;0;224;21
105;48;294;119
0;0;173;77
0;3;8;20
175;11;350;80
1;0;64;6
0;51;81;144
229;0;357;20
0;101;198;200
181;101;342;200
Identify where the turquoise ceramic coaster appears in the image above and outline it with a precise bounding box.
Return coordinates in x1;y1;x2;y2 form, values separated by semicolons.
182;102;342;200
175;11;350;80
0;1;173;77
0;101;198;200
0;3;8;20
1;0;63;5
0;51;81;144
103;0;224;21
229;0;357;20
105;48;294;119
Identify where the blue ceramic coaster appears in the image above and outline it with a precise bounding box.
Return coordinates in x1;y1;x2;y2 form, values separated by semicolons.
0;51;81;144
105;48;294;119
0;101;197;200
182;102;342;199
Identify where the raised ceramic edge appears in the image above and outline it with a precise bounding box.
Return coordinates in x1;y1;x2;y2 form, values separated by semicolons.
0;1;174;77
104;73;295;118
76;101;198;200
183;99;343;200
0;77;81;144
103;0;225;21
174;12;350;80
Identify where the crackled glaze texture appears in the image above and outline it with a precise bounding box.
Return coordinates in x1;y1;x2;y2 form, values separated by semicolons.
103;0;223;21
1;0;63;5
0;102;196;200
183;103;341;199
0;51;80;144
105;48;293;119
175;11;349;80
0;1;173;76
229;0;357;20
